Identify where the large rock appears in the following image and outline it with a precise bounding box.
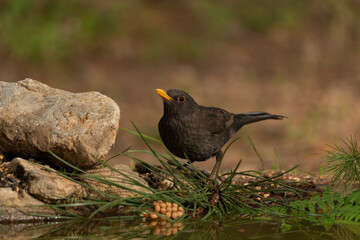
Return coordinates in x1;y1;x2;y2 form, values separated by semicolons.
0;79;120;169
8;157;86;202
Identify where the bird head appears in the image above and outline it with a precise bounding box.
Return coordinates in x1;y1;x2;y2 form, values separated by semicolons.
156;89;197;116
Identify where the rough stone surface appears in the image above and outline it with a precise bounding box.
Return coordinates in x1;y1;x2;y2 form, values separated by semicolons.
8;157;86;202
0;188;57;223
84;164;151;199
7;158;150;202
0;79;120;169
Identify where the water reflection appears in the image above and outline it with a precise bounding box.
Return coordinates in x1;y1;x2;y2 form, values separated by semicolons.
0;217;357;239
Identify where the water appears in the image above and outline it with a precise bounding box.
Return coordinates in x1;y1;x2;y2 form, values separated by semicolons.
0;217;358;239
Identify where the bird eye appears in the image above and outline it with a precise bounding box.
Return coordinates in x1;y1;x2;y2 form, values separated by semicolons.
177;96;185;103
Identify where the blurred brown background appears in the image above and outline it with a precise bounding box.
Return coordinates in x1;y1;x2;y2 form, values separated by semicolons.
1;0;359;173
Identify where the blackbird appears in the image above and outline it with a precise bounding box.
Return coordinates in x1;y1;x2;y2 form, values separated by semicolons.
156;89;285;179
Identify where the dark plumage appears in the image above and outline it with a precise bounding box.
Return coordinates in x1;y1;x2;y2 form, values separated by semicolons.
156;89;285;179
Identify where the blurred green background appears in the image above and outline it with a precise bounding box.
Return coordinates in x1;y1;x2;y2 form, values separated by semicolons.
1;0;359;172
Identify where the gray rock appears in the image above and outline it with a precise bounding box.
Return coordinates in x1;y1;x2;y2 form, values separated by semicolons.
7;158;150;202
8;157;86;202
84;164;151;199
1;158;152;223
0;79;120;169
0;188;57;223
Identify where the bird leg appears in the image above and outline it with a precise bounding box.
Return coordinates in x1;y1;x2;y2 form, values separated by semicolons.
167;153;223;179
209;151;223;180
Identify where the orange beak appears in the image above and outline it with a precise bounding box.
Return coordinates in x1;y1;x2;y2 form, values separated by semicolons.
156;89;174;101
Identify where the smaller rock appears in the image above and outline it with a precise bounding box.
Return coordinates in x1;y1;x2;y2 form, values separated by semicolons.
8;158;86;202
84;164;151;199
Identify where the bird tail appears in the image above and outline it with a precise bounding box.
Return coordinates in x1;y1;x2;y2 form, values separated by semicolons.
235;112;285;126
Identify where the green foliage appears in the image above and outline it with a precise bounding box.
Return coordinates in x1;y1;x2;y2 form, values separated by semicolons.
233;0;307;31
273;187;360;223
0;0;120;62
1;0;357;64
323;135;360;189
327;189;360;222
262;134;360;224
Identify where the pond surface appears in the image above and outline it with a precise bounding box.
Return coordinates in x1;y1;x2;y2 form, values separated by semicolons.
1;217;358;239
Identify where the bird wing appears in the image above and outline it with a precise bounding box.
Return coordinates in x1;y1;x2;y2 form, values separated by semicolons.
200;107;234;134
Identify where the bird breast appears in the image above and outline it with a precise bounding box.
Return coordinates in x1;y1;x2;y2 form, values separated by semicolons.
158;114;229;162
